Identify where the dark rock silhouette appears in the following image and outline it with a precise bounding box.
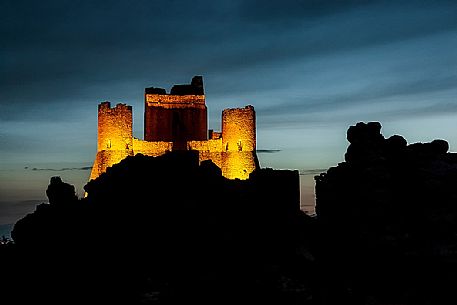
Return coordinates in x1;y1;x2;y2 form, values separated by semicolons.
3;151;312;304
45;176;78;205
315;122;457;305
4;122;457;304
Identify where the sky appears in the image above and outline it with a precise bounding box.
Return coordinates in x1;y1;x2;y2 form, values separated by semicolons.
1;0;457;225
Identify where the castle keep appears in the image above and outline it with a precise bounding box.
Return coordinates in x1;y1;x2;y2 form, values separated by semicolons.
90;76;259;181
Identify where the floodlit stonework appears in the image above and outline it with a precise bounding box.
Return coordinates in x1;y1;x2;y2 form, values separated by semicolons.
90;76;259;181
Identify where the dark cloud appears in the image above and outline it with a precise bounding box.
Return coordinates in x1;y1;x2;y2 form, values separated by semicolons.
369;102;457;121
0;1;226;46
239;0;366;22
26;166;92;171
257;99;457;129
258;74;457;118
256;149;281;153
0;1;234;121
201;1;457;75
2;0;457;125
0;132;42;152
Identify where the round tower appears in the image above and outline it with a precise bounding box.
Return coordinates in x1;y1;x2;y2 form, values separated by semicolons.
97;102;133;152
90;102;133;181
222;105;256;153
221;105;257;179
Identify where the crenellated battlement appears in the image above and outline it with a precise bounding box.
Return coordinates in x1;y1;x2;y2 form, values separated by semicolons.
145;94;206;108
98;101;132;112
144;76;207;144
90;76;258;181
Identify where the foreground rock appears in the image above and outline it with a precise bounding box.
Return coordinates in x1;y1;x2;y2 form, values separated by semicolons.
4;152;314;304
315;122;457;305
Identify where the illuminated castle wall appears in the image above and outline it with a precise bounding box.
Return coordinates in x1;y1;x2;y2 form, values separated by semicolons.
90;76;259;181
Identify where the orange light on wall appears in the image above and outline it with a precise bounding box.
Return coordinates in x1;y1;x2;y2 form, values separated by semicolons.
90;78;259;181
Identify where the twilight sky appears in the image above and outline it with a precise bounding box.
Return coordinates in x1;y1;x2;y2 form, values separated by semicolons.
1;0;457;225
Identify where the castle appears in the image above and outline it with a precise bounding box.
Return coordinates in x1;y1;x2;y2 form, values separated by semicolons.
90;76;259;181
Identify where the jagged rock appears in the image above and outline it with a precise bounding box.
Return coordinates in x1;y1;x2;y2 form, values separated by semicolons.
345;122;385;164
46;176;78;205
408;139;449;156
6;152;311;304
315;121;457;304
346;121;383;145
385;134;407;150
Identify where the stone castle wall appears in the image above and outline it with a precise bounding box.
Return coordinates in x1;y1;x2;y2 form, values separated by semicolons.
145;94;206;108
133;138;173;156
188;139;224;170
97;102;133;152
144;94;207;143
221;106;257;179
220;151;257;180
90;102;134;180
90;150;134;181
222;106;256;152
90;79;258;181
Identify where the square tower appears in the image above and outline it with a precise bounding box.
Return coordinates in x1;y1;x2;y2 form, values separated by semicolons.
144;76;207;150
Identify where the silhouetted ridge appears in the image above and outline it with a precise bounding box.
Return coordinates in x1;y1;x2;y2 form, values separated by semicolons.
4;151;311;305
315;121;457;304
6;122;457;304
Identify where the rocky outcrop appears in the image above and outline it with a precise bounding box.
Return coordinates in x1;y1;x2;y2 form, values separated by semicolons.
6;151;311;304
315;122;457;304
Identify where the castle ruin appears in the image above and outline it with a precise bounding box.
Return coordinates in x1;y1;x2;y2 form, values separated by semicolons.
90;76;259;181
